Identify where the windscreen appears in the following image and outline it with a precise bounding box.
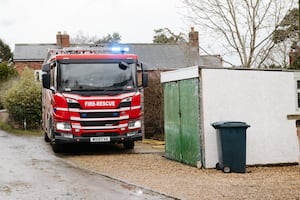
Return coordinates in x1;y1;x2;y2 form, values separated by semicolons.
58;62;136;92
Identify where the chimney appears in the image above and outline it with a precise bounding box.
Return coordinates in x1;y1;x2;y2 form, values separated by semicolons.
56;31;70;48
189;27;199;53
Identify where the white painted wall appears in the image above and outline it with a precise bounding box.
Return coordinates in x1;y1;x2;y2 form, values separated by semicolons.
161;65;198;83
201;69;299;168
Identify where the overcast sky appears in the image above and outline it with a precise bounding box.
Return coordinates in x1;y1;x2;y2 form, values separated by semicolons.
0;0;191;50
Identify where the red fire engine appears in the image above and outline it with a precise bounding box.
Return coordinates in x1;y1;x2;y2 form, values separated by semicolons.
41;46;148;153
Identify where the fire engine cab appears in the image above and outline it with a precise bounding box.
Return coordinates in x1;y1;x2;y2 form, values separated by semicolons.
41;46;148;153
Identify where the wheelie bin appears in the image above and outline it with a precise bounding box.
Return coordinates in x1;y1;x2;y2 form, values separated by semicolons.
211;121;250;173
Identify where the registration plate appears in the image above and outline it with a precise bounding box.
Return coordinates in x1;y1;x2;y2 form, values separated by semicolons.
90;137;110;142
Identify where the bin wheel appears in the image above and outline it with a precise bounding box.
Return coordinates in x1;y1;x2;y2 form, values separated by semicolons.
216;163;222;170
223;165;231;173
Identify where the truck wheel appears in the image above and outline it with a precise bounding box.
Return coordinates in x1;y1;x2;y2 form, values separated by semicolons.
49;120;63;153
44;132;51;142
51;134;63;153
52;143;63;153
124;141;134;149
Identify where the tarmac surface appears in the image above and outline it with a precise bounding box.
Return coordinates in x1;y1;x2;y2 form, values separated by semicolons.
0;130;173;200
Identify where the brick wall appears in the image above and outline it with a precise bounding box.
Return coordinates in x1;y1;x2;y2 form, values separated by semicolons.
14;61;43;74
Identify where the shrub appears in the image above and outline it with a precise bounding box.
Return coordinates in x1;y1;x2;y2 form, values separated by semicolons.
0;61;17;81
0;78;18;109
4;67;41;129
0;62;18;109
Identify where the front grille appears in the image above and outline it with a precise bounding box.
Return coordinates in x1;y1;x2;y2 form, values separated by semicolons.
70;100;131;130
80;121;119;127
81;112;119;118
81;132;119;137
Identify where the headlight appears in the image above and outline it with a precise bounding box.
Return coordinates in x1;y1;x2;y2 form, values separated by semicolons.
128;120;141;129
66;98;79;103
66;98;81;109
121;97;132;102
56;122;72;131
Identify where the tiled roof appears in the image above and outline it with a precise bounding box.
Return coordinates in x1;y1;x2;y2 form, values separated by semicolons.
14;43;57;61
126;43;201;70
14;43;222;69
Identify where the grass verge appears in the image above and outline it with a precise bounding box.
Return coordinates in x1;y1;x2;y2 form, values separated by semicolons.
0;121;43;136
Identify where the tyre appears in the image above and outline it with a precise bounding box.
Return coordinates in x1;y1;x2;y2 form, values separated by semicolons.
124;141;134;149
44;132;51;142
49;120;63;153
216;163;222;170
52;143;63;153
223;165;231;173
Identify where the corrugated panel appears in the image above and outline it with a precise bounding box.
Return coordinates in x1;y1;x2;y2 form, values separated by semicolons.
179;79;201;166
164;82;182;161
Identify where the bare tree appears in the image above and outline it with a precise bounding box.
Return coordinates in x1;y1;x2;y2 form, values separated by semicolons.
265;41;291;68
183;0;296;68
71;31;122;44
70;31;98;44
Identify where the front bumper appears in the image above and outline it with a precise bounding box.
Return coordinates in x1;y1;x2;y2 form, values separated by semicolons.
53;131;142;144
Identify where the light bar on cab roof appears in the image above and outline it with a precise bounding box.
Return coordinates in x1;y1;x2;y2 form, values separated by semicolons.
46;46;131;61
111;47;129;53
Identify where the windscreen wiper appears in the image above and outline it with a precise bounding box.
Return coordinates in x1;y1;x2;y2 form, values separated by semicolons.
103;86;124;91
69;85;106;91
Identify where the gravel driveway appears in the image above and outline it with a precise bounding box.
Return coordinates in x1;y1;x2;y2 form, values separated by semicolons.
61;141;300;200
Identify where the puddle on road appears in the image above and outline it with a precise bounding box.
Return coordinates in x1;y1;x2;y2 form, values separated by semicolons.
9;145;26;152
0;181;31;194
0;133;8;138
0;185;11;193
121;183;168;199
121;183;136;191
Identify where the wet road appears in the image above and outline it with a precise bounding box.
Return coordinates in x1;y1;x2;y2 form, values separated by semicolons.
0;130;172;200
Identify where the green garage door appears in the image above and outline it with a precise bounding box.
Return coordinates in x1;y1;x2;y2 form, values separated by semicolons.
164;81;181;161
164;78;202;167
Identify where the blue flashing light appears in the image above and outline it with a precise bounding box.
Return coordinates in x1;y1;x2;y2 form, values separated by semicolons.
111;47;121;52
111;47;129;53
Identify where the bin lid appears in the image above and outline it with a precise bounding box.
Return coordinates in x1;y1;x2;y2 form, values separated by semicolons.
211;121;250;129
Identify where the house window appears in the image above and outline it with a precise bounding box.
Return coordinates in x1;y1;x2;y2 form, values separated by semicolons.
297;80;300;109
34;70;42;82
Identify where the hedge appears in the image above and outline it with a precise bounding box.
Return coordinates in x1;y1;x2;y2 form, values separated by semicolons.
4;67;41;129
0;62;18;109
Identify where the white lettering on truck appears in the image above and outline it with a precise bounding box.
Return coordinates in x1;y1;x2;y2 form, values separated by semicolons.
85;101;115;107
